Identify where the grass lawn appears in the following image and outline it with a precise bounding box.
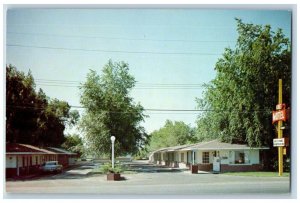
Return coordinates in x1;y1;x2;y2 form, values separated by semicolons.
223;171;290;177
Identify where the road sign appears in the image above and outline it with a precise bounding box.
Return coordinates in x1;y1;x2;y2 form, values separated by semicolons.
276;103;286;110
272;109;287;124
273;138;285;147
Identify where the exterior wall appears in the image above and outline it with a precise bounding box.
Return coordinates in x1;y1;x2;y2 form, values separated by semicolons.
197;163;213;171
249;150;260;164
6;154;60;178
58;154;69;168
179;151;187;163
68;157;77;165
6;155;17;168
221;164;262;172
196;151;202;164
196;150;214;164
220;150;230;164
150;149;262;172
6;154;40;178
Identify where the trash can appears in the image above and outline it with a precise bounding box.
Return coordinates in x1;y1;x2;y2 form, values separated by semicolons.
191;165;198;174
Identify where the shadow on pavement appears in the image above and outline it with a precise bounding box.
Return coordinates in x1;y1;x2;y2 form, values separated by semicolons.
6;164;98;181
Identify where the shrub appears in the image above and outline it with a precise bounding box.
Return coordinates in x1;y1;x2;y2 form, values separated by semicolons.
100;162;124;174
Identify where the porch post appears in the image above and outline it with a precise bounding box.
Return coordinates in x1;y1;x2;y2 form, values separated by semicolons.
16;156;19;176
192;151;195;165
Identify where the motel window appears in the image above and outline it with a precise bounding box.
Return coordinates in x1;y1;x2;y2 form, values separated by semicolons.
235;151;245;164
36;156;38;165
181;153;184;162
202;152;209;164
22;156;25;167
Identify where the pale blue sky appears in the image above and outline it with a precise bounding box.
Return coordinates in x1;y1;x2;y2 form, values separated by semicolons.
6;9;291;133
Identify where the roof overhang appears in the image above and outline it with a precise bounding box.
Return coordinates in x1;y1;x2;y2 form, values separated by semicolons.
179;147;269;151
6;152;50;155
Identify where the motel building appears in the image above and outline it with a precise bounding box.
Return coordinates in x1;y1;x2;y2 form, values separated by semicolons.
149;140;269;173
6;143;77;178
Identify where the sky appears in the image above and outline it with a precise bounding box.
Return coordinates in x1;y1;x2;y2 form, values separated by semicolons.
5;8;292;134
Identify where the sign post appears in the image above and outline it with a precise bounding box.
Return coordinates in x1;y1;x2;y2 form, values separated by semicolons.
277;79;283;176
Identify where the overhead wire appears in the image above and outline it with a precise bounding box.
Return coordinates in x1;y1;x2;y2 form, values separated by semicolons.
6;44;223;56
7;31;235;43
6;104;272;114
33;78;206;90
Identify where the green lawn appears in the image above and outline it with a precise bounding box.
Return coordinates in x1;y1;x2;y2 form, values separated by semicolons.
223;171;290;177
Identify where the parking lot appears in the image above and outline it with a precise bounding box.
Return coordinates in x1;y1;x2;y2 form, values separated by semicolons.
5;160;291;197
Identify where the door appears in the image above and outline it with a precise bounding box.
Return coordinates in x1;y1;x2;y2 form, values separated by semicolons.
213;156;220;172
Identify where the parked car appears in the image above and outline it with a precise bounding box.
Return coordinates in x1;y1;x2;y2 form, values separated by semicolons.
40;161;63;173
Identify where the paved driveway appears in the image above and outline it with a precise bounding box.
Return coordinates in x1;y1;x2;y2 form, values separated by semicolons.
5;160;290;198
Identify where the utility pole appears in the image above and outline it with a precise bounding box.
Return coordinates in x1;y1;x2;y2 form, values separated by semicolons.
277;79;283;176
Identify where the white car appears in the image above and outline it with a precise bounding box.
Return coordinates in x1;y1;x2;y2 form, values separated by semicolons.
40;161;63;173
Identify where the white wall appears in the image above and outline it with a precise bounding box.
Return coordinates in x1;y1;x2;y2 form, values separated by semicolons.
227;150;260;164
196;151;203;164
6;155;17;168
220;150;230;164
178;151;187;162
249;150;260;164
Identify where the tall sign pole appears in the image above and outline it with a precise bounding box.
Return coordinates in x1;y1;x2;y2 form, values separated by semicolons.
277;79;283;176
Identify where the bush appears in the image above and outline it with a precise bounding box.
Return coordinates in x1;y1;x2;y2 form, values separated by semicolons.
100;162;124;174
273;158;290;172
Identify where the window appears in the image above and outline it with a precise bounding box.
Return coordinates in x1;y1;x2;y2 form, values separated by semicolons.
181;153;184;162
235;151;245;164
202;152;209;164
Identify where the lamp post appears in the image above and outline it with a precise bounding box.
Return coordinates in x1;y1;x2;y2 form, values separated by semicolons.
110;136;116;169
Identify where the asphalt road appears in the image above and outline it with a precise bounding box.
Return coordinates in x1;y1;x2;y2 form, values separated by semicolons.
5;160;290;198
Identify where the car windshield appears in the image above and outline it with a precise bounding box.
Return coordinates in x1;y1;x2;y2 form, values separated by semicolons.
46;162;57;165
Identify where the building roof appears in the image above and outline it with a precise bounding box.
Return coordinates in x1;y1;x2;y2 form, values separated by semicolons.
6;143;76;155
180;140;269;151
151;140;269;154
159;143;197;152
47;147;77;155
6;143;55;154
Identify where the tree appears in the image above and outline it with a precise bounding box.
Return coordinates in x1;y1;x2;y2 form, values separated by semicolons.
79;60;148;157
147;120;196;152
61;134;85;157
196;19;291;149
6;65;79;147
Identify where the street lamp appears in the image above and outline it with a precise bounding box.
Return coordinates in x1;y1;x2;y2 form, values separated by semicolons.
110;136;116;169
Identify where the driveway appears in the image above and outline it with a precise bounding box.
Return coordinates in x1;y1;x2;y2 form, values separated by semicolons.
5;160;290;197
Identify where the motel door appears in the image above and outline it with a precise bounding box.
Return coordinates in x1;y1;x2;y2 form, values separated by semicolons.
213;156;220;172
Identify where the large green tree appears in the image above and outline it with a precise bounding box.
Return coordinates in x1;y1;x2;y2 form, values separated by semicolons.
6;65;79;147
196;19;291;148
79;60;148;157
148;120;196;152
61;134;85;157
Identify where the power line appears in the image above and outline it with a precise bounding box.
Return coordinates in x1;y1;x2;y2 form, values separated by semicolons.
33;78;206;89
6;104;272;114
6;44;222;56
7;31;235;43
34;83;205;90
34;79;206;86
